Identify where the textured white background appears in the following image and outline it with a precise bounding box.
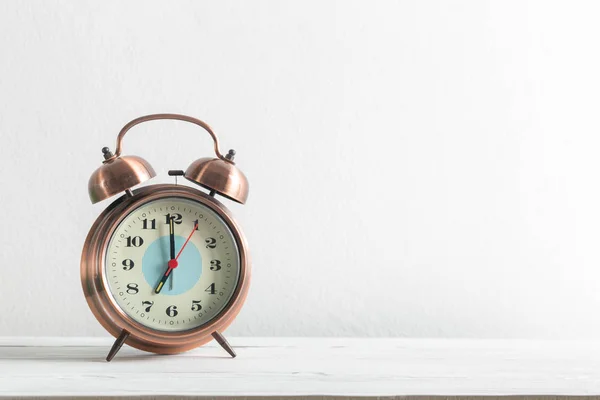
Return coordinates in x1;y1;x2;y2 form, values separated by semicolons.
1;0;600;338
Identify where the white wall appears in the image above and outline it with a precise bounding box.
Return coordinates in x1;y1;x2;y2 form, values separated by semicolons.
1;0;600;338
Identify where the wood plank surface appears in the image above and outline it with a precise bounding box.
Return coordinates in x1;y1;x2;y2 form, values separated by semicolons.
1;337;600;399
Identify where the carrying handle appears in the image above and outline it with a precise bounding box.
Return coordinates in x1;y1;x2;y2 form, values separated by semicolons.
112;113;229;162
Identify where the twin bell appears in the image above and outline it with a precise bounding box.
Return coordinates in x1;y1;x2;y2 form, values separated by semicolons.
87;114;249;205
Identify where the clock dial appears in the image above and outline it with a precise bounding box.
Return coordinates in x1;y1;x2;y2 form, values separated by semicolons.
104;197;240;332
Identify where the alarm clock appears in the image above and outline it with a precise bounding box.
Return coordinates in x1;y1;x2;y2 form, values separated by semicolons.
81;114;251;361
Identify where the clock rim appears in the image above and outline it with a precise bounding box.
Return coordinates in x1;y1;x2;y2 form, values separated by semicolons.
81;184;251;354
102;195;241;334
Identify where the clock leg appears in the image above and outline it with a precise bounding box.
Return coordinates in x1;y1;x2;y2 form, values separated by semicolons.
106;330;130;362
212;331;236;358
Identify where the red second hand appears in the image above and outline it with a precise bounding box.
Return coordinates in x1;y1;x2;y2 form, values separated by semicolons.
175;221;199;261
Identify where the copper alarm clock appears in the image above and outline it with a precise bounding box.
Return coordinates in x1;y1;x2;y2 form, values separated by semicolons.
81;114;251;361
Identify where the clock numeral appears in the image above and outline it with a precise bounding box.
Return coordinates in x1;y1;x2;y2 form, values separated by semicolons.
205;283;216;295
193;219;200;230
191;300;202;311
125;236;144;247
122;259;134;271
142;218;156;230
142;301;154;312
164;213;182;225
210;259;222;271
166;305;178;317
205;238;217;248
126;283;139;294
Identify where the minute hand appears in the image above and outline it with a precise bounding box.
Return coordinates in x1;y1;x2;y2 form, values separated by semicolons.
169;216;175;289
169;217;176;260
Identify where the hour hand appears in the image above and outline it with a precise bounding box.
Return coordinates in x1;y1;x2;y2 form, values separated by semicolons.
155;259;178;294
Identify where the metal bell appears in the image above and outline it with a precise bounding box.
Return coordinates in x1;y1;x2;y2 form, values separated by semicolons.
184;150;249;204
88;147;156;204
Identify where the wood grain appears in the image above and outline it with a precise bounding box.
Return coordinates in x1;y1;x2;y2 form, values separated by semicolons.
1;337;600;399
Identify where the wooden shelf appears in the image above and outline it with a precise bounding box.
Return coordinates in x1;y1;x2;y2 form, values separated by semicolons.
1;337;600;399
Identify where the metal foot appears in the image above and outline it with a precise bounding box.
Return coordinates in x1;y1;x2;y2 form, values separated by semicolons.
106;330;130;362
212;331;236;358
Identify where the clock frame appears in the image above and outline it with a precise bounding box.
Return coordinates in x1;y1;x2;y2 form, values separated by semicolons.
81;114;251;361
81;184;251;355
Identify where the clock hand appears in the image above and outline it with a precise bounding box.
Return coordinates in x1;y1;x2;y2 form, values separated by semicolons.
169;216;175;290
155;221;199;294
154;259;178;294
174;221;198;260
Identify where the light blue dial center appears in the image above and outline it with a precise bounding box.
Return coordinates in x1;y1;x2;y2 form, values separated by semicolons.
142;235;202;296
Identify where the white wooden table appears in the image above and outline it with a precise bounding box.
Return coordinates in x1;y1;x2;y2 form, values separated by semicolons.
1;337;600;399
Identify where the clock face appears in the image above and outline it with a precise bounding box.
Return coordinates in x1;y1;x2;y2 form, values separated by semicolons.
104;197;241;332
